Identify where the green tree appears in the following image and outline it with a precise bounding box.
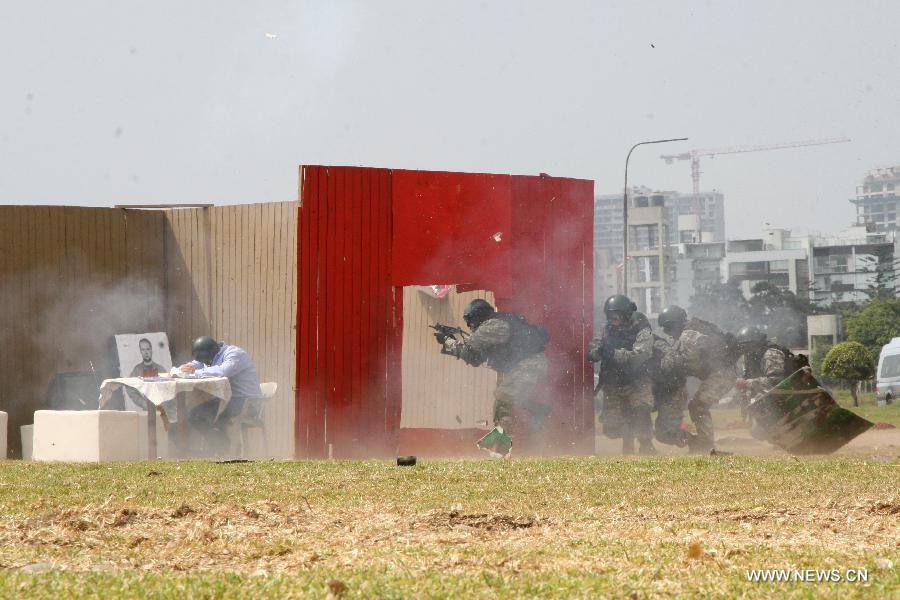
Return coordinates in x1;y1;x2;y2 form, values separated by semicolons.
859;246;899;300
688;279;748;331
845;298;900;358
810;341;833;382
821;341;875;406
747;281;816;347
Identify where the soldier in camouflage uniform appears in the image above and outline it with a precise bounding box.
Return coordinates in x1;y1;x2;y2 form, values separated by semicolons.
734;326;787;395
658;307;737;453
652;307;691;449
436;299;550;451
587;295;657;455
734;326;789;427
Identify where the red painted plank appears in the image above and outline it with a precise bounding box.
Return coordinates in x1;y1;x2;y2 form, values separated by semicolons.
340;169;355;451
296;168;310;456
358;169;373;449
371;170;388;452
349;169;363;451
331;168;345;454
324;167;337;457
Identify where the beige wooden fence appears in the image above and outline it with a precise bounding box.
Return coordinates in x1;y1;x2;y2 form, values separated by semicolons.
0;203;296;458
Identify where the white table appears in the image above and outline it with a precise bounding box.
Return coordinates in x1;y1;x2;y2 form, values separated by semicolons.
99;376;232;459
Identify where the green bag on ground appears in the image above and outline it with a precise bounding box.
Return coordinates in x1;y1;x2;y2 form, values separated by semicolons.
476;427;513;458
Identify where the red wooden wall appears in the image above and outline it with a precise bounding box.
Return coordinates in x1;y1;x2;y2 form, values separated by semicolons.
296;166;402;458
297;166;593;458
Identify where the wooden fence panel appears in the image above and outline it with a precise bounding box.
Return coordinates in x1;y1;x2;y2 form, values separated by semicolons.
163;203;297;458
400;287;496;431
0;206;166;458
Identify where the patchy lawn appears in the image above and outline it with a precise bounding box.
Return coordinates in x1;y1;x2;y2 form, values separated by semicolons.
0;457;896;598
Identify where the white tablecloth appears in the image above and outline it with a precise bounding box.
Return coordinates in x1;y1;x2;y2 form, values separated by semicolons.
98;376;232;421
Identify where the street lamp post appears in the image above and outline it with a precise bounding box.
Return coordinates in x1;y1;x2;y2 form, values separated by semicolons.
622;137;688;294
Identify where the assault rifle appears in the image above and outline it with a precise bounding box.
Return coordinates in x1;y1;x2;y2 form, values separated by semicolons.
430;323;469;356
430;323;468;339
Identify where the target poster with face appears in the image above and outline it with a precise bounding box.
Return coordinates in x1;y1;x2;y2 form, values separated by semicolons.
114;333;173;411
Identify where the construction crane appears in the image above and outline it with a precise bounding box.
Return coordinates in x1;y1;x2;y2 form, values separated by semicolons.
660;137;851;195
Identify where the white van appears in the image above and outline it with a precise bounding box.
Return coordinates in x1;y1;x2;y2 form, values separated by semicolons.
875;337;900;404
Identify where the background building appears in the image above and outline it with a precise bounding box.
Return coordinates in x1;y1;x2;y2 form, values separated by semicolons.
670;191;726;244
594;187;726;317
852;165;900;231
721;228;812;298
674;241;726;305
810;225;898;306
626;192;675;317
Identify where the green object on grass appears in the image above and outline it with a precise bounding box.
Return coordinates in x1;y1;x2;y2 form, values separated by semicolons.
749;368;874;454
476;427;512;457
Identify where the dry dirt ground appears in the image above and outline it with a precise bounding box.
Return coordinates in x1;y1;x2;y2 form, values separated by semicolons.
594;420;900;457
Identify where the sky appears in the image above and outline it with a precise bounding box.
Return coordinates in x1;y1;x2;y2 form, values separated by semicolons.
1;0;899;238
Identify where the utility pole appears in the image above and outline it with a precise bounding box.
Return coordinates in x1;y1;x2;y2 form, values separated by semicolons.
623;137;688;293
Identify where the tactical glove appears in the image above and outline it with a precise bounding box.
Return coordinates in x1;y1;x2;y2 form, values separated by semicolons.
434;331;448;345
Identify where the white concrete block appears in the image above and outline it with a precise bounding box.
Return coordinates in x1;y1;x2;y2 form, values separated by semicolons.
20;425;33;461
33;410;142;462
136;411;169;459
0;412;6;459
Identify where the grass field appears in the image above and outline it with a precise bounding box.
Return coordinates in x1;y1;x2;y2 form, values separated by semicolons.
0;456;897;599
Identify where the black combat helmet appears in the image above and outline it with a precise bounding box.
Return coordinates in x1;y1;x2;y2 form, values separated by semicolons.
658;305;687;336
463;299;495;330
191;336;220;365
603;294;637;325
735;326;767;347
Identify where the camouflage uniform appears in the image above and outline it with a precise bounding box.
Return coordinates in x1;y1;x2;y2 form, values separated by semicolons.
740;347;787;395
660;327;736;451
443;316;548;434
587;314;654;449
737;346;787;426
650;334;689;447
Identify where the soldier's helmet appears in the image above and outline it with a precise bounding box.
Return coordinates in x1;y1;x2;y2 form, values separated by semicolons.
658;305;687;334
463;299;496;330
603;294;637;324
736;326;767;347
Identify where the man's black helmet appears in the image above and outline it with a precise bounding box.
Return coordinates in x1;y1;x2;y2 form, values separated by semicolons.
463;299;495;330
603;294;637;318
658;305;687;330
736;326;767;346
191;336;219;363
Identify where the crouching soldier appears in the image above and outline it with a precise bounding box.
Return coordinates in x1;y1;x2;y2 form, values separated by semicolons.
651;306;690;449
435;299;550;455
734;326;808;428
587;295;657;455
657;305;738;453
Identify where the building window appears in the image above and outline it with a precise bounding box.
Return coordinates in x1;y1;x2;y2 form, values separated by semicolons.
632;256;661;283
769;260;789;272
630;224;660;250
814;255;849;273
730;261;767;276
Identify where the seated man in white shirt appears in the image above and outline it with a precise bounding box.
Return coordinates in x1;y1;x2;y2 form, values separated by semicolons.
179;336;262;455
